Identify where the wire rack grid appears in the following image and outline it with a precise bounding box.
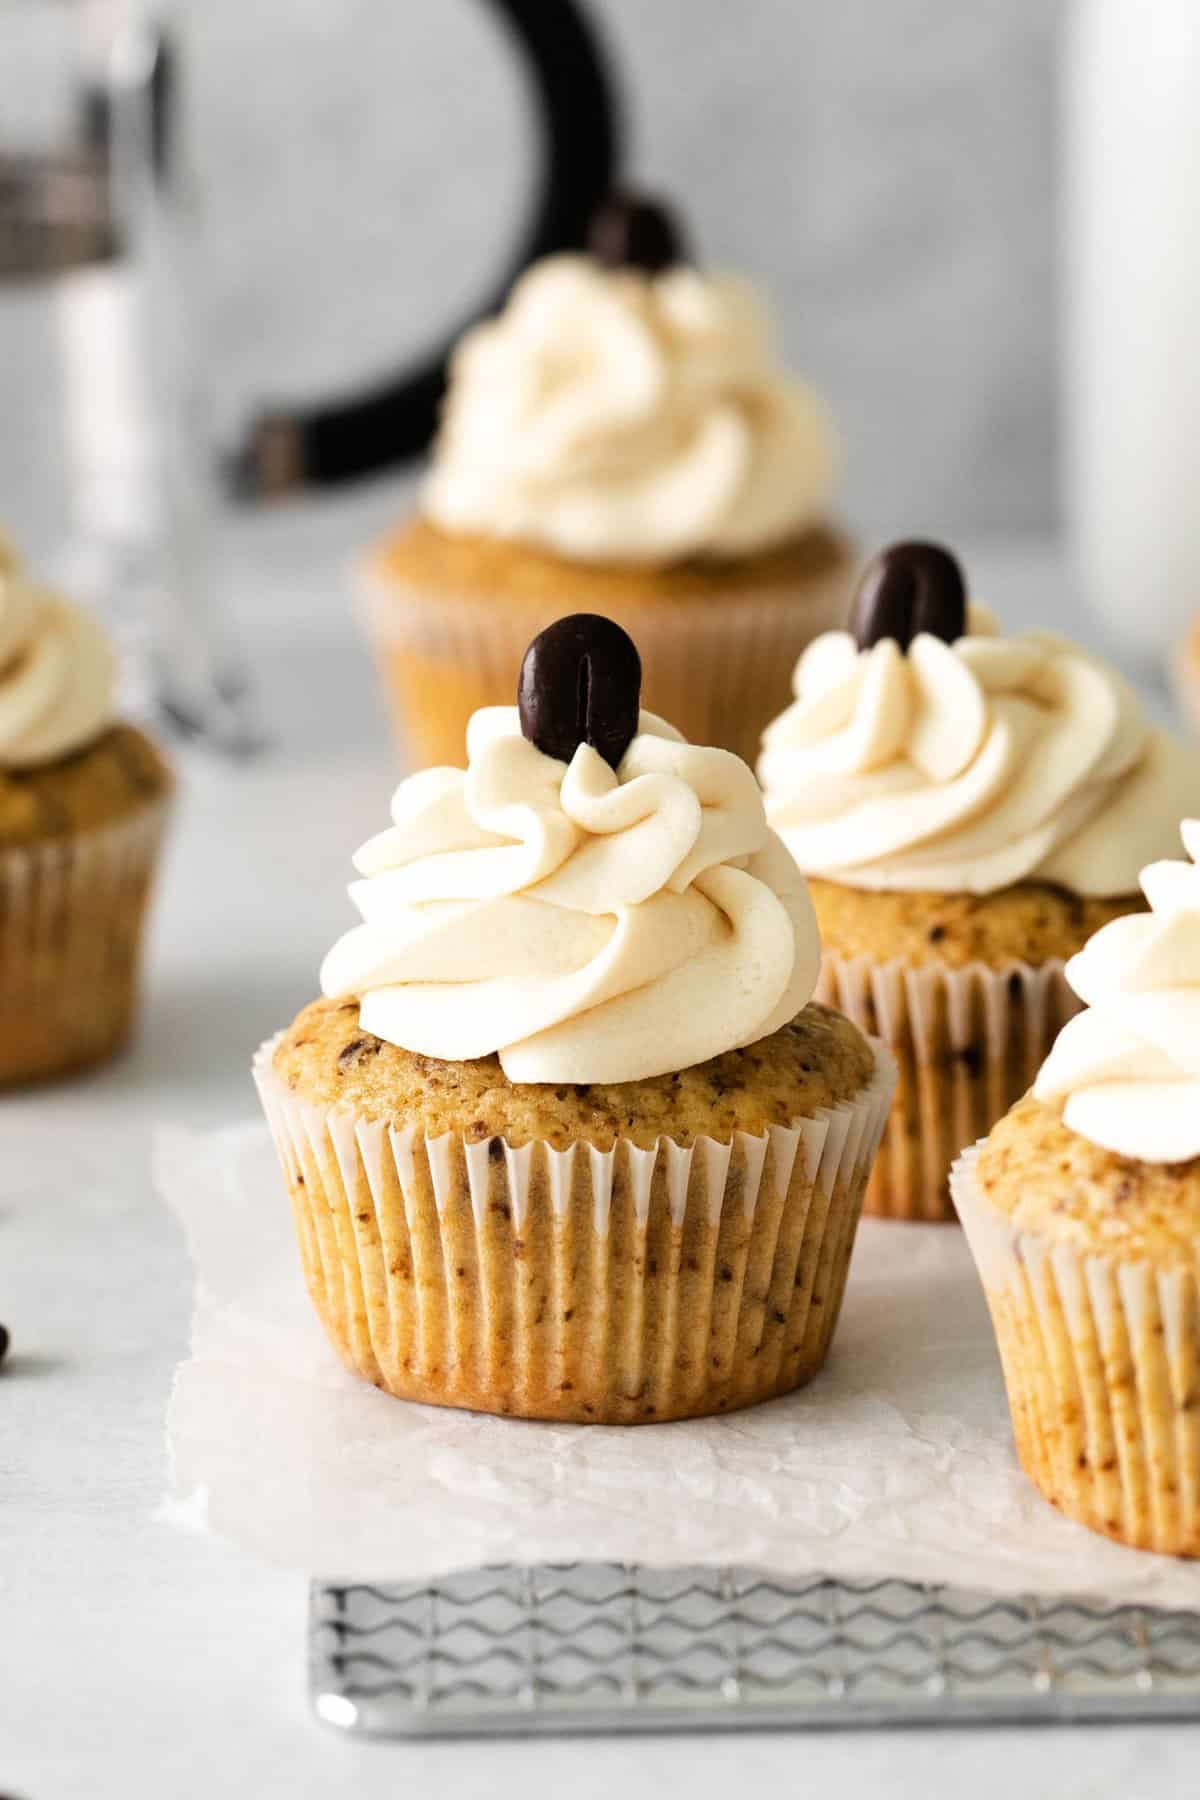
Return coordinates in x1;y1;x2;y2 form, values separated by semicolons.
309;1563;1200;1738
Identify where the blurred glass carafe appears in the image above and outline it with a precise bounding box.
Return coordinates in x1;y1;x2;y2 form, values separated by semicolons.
0;2;169;713
0;0;617;751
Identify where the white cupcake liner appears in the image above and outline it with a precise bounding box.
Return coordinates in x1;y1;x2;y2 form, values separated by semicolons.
252;1035;896;1425
359;554;852;770
953;1143;1200;1556
0;796;169;1085
816;951;1078;1222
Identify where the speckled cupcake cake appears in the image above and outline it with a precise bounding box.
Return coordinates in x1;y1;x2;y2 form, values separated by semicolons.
363;195;852;770
954;822;1200;1555
759;540;1200;1221
256;615;894;1424
0;534;171;1084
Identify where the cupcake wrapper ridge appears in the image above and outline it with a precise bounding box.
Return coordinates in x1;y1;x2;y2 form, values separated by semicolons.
953;1144;1200;1557
253;1037;896;1425
0;797;170;1085
817;951;1078;1223
360;561;850;771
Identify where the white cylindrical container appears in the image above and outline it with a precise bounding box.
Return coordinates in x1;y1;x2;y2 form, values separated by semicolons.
1063;0;1200;664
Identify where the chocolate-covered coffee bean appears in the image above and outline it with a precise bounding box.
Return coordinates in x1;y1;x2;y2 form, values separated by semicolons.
852;541;968;653
587;190;689;275
518;614;642;770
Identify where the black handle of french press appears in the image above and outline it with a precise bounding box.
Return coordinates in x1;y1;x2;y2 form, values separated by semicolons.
224;0;622;498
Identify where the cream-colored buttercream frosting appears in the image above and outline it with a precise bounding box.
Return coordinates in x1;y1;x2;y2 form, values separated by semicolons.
321;707;822;1083
422;254;838;565
0;535;116;768
759;608;1199;896
1035;820;1200;1162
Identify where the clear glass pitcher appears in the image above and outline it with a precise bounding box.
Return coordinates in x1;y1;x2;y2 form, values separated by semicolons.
0;0;620;749
1;4;141;611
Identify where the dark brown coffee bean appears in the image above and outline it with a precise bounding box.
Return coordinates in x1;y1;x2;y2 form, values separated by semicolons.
851;541;967;653
587;190;688;274
518;614;642;770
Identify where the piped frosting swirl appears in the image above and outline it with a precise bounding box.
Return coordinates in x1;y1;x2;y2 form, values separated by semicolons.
321;707;821;1084
759;611;1199;897
1035;820;1200;1162
0;536;116;768
422;254;838;565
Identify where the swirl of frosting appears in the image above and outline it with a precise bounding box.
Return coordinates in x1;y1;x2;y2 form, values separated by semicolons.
422;254;838;565
320;708;821;1084
0;536;116;768
1034;821;1200;1161
758;609;1199;897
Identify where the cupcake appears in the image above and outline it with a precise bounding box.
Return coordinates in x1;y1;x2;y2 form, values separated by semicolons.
0;534;171;1084
255;614;894;1424
1172;615;1200;739
759;539;1200;1222
363;194;852;771
954;820;1200;1555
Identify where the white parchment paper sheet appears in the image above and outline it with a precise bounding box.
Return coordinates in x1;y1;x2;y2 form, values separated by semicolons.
156;1120;1200;1604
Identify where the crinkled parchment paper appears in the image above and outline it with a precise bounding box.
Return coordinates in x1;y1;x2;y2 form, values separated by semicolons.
155;1121;1200;1605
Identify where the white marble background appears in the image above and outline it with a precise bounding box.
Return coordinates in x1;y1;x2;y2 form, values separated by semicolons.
2;0;1061;544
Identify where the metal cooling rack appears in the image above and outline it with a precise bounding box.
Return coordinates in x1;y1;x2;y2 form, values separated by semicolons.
310;1564;1200;1737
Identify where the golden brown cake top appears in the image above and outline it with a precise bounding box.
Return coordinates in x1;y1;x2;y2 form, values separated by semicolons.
808;877;1141;970
973;1092;1200;1260
272;996;875;1151
0;724;171;848
370;515;848;607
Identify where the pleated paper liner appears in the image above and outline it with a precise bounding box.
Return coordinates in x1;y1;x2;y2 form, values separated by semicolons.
816;952;1079;1223
953;1144;1200;1557
0;795;170;1085
359;559;851;771
253;1038;896;1426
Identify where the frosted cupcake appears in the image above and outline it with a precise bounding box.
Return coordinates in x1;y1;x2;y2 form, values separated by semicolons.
955;821;1200;1555
363;195;851;770
759;539;1200;1221
255;614;894;1424
0;534;171;1083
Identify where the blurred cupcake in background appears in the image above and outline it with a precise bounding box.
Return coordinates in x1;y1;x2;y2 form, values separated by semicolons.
0;534;171;1085
954;821;1200;1555
758;539;1200;1222
1172;618;1200;740
363;193;852;768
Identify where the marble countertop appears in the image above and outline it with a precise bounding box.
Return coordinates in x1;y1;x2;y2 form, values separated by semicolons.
4;530;1196;1798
